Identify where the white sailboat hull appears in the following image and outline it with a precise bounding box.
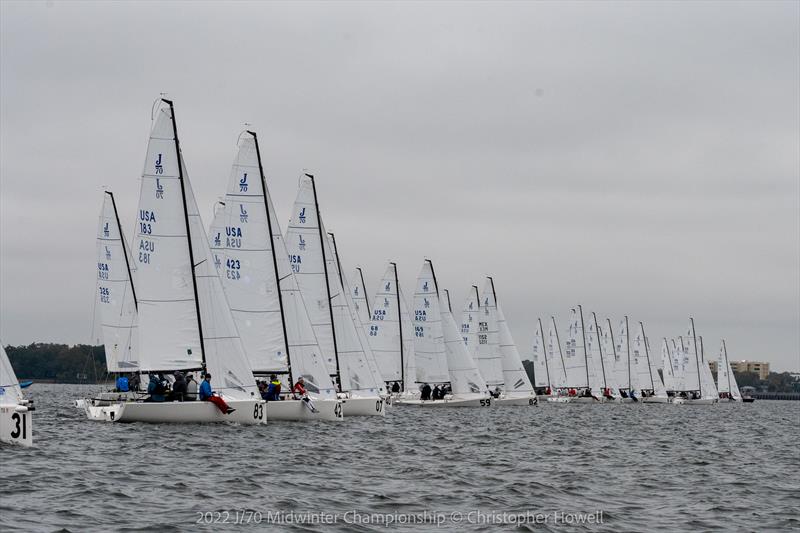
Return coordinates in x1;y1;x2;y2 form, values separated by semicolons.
570;396;606;404
0;405;32;447
642;396;671;404
267;398;343;421
673;397;718;405
340;396;386;417
395;395;493;408
546;396;573;404
495;394;538;406
84;399;267;424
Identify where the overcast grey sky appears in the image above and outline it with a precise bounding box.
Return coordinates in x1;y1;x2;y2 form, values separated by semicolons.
1;1;798;371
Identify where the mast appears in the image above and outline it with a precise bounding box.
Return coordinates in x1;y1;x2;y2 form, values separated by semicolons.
443;289;452;312
624;315;631;391
250;130;293;384
551;316;567;386
427;259;440;296
641;321;655;390
392;262;404;388
106;191;138;312
578;305;589;388
357;267;371;317
538;318;551;389
327;232;346;289
309;175;342;389
690;318;701;394
165;99;206;371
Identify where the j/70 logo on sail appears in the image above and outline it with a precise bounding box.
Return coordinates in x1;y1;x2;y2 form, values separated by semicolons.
103;222;110;237
155;178;164;199
299;235;306;250
239;173;248;192
154;153;163;174
240;204;248;223
298;208;306;224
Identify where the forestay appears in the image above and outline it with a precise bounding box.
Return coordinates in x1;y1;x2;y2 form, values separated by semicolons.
475;279;505;388
411;260;449;384
96;192;139;373
209;133;335;399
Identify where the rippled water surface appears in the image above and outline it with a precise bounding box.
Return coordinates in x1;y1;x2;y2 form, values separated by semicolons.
1;384;799;532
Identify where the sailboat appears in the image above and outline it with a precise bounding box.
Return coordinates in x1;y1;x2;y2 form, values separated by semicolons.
531;319;553;398
672;319;718;405
473;279;505;393
612;317;637;402
635;322;669;403
326;232;388;402
364;262;417;397
544;317;570;402
86;99;265;424
396;261;492;407
350;267;371;325
487;278;537;406
78;191;142;412
561;306;608;403
587;313;619;402
208;131;342;421
284;174;385;416
660;338;677;398
717;340;743;402
1;343;33;446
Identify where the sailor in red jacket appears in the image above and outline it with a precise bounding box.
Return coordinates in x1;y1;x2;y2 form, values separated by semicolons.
292;376;307;398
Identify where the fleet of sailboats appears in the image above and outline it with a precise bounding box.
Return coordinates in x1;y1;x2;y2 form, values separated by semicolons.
1;98;753;441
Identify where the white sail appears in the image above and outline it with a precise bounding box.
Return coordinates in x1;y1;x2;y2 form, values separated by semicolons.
494;295;534;395
284;174;337;376
673;338;688;392
460;285;481;359
399;287;418;393
613;317;633;392
599;320;622;396
531;319;550;388
661;338;676;392
586;313;610;393
634;322;667;397
134;101;256;400
0;344;22;405
718;340;742;400
411;260;449;384
208;133;285;374
209;133;335;399
96;192;139;373
547;317;568;389
564;308;588;388
351;268;371;325
440;290;488;396
325;233;386;396
631;324;653;394
683;321;703;394
366;263;405;384
475;278;505;388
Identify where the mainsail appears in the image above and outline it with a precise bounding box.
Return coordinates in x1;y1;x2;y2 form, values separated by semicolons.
614;317;634;393
661;338;676;392
531;319;550;389
460;285;481;358
411;260;449;384
564;307;588;388
717;340;742;400
208;132;335;398
134;100;257;399
475;278;505;388
96;191;139;373
546;317;568;389
586;313;610;393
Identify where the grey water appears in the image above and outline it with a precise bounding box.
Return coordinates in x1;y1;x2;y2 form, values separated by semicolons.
1;384;798;532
